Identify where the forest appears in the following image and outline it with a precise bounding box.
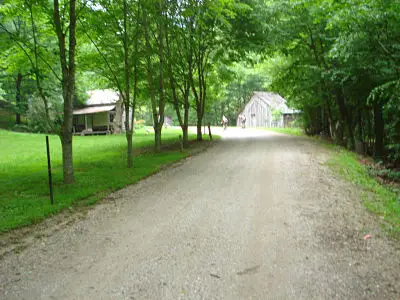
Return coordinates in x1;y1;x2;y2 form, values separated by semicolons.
0;0;399;184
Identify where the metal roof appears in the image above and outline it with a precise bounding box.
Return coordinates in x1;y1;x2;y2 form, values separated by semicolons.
73;105;116;115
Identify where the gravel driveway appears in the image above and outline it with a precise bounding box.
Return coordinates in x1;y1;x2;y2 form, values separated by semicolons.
1;128;399;299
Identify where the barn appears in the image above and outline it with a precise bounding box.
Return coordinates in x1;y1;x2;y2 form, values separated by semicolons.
237;91;298;128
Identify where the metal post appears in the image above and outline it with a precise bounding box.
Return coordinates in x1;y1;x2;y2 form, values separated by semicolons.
46;136;54;205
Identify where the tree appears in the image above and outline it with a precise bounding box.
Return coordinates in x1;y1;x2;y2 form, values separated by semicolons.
142;0;167;152
81;0;141;167
1;0;80;183
53;0;77;183
260;0;400;162
164;0;194;148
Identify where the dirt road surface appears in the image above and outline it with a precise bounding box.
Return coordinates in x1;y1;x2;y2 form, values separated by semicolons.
1;128;399;299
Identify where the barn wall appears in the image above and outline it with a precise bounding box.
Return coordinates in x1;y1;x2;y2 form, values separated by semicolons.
243;99;271;128
238;98;285;128
238;94;291;128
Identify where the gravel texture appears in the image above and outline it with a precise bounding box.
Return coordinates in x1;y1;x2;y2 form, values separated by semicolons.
1;128;399;299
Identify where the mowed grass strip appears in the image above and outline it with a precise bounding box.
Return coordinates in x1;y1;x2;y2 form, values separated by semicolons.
0;128;194;232
262;127;304;136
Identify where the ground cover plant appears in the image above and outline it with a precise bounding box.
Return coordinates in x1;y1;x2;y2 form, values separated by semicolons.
0;128;200;232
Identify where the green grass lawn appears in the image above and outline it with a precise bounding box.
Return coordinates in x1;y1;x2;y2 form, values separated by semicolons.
0;128;200;232
262;127;304;136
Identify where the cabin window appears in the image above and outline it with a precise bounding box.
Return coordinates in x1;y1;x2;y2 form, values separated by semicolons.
109;112;115;123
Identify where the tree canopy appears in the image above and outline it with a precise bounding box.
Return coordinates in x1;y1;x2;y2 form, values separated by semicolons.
1;0;399;183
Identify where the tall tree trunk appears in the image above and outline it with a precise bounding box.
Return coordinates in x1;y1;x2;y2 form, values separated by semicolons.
355;107;365;155
335;88;354;149
374;102;384;159
324;97;334;138
196;116;202;141
155;0;165;152
124;104;133;168
154;125;162;153
143;3;164;153
183;101;189;147
60;133;73;182
190;70;204;141
126;130;133;167
122;0;133;168
182;125;189;148
15;72;22;124
54;0;76;184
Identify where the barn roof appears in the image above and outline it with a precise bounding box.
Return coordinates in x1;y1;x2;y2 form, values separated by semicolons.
251;92;299;114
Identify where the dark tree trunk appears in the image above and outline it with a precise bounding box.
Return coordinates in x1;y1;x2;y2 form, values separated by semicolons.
15;72;23;124
196;118;202;141
60;133;73;183
374;102;384;159
154;125;162;153
182;125;189;148
324;97;334;138
183;102;189;147
335;88;355;149
355;108;365;155
126;130;133;167
122;0;133;168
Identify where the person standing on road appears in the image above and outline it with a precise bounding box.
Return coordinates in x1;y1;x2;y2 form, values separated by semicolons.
221;115;228;130
241;114;246;129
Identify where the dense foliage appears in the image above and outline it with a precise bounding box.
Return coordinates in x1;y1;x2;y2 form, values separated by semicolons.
1;0;399;183
262;0;400;163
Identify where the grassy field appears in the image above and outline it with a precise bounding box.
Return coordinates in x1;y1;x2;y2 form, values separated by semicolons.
262;127;304;136
326;145;400;237
0;128;201;232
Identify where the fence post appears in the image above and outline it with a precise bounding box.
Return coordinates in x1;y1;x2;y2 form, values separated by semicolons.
46;136;54;205
208;123;212;140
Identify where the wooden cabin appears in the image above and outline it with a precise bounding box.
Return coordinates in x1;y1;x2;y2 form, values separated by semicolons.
237;92;299;128
73;90;128;135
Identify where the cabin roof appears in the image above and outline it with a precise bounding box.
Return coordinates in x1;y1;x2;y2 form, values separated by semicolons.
73;105;116;115
86;89;119;105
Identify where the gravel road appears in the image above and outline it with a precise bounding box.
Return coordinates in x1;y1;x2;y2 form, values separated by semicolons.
1;128;399;299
